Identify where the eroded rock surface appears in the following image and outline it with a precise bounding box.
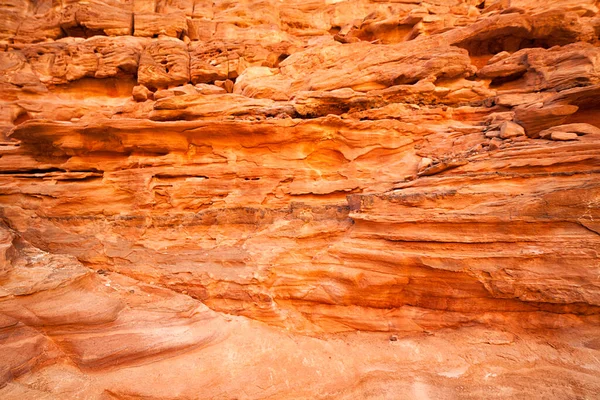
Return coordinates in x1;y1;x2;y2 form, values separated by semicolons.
1;0;600;399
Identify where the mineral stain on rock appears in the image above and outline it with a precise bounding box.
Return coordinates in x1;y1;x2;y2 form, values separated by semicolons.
1;0;600;399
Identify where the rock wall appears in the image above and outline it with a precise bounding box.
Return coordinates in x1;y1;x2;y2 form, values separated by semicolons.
1;0;600;398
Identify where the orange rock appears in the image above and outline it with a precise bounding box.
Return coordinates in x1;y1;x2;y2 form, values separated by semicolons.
134;12;188;38
499;120;525;138
1;0;600;398
550;131;579;141
132;85;152;102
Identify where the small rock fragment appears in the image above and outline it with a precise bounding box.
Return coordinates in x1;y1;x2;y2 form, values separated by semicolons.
215;79;235;93
153;89;175;100
132;85;152;102
195;84;227;95
334;34;361;44
488;138;502;151
499;121;525;139
418;160;468;177
418;157;433;172
487;51;511;65
514;104;579;138
550;132;579;141
540;123;600;138
224;79;235;94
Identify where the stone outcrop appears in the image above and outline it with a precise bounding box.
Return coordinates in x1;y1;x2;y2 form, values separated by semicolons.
1;0;600;398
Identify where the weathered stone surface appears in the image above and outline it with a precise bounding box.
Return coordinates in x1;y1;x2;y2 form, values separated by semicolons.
478;42;600;92
0;51;46;98
60;0;133;37
138;38;190;89
540;122;600;138
514;103;580;137
550;131;579;141
18;37;145;85
132;85;152;102
189;39;296;85
1;1;600;399
134;12;188;38
499;120;525;138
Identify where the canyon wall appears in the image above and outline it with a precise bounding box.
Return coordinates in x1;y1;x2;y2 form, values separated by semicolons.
1;0;600;398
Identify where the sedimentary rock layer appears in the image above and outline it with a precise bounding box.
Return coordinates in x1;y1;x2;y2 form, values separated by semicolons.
1;0;600;398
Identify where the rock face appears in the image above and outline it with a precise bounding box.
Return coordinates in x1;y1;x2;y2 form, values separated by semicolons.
1;0;600;398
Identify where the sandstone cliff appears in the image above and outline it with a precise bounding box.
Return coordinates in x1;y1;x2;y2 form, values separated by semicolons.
1;0;600;398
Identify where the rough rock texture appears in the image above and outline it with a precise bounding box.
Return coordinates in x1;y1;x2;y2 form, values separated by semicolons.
1;0;600;399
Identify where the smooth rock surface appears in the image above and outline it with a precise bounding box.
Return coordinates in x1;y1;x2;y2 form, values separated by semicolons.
499;120;525;138
550;131;580;141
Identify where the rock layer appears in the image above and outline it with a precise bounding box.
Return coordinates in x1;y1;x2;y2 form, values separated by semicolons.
1;0;600;399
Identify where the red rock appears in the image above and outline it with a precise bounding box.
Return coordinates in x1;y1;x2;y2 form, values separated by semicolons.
499;121;525;139
1;1;600;399
550;131;579;141
132;85;152;102
540;123;600;138
478;42;600;92
514;103;580;137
